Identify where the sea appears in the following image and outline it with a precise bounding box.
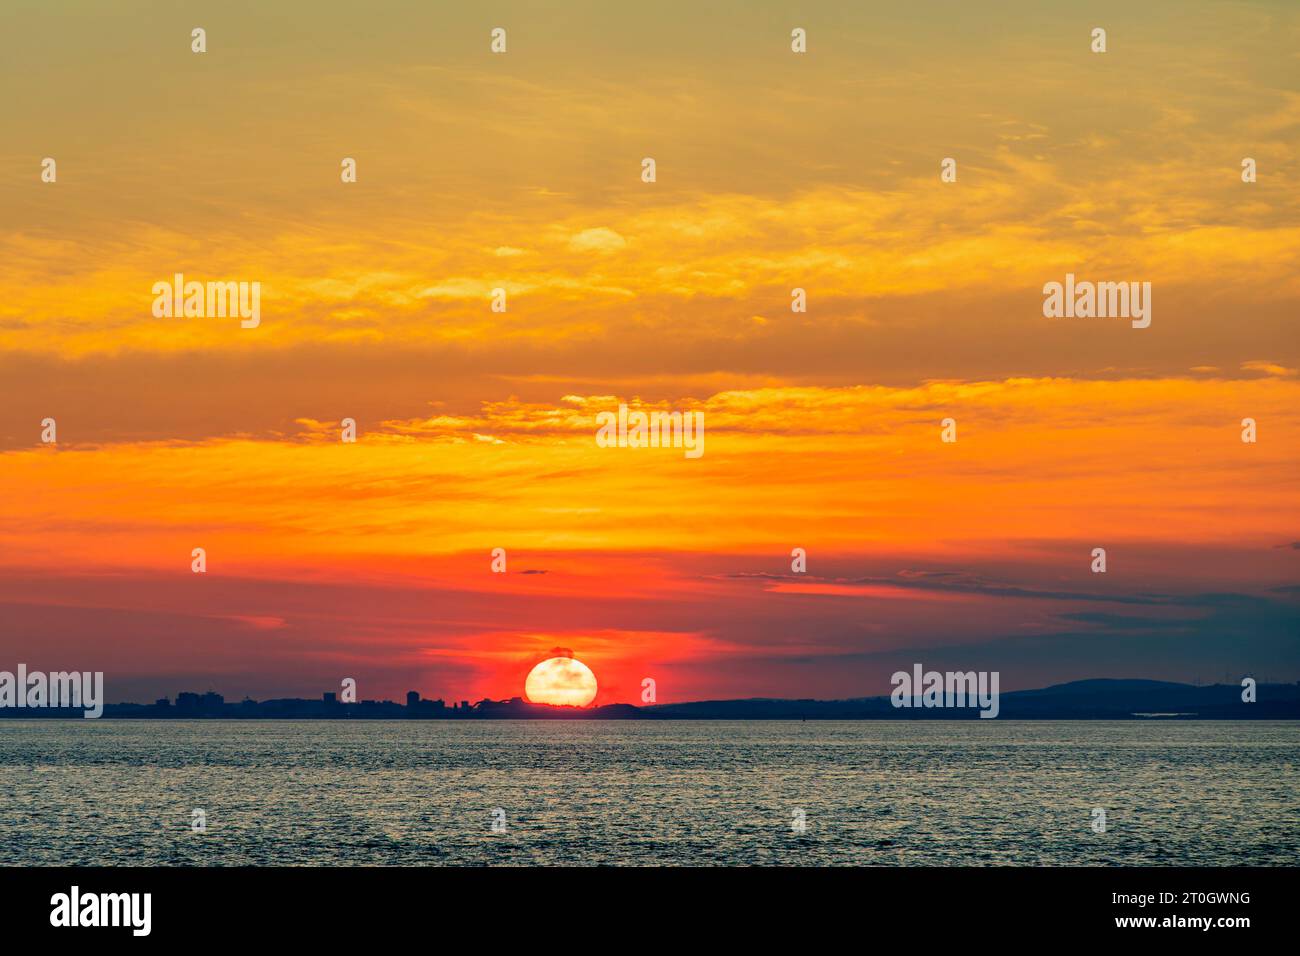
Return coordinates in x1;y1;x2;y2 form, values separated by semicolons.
2;719;1296;866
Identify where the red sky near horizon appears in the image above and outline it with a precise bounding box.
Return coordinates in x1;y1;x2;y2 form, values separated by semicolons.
1;2;1297;704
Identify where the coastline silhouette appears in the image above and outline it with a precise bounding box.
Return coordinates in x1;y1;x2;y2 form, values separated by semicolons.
2;678;1296;720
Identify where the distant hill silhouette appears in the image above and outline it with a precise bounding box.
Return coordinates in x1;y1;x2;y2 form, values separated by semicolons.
640;679;1300;719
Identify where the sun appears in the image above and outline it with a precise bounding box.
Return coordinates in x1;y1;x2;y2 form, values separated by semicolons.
525;656;598;707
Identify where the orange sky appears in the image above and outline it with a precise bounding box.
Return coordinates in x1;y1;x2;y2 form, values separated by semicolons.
0;1;1296;703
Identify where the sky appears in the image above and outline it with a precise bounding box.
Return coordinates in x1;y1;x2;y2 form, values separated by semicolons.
0;0;1297;705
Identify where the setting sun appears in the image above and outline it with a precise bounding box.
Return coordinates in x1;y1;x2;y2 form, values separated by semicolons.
525;657;598;707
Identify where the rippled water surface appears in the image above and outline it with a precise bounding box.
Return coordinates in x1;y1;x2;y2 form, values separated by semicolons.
2;720;1296;865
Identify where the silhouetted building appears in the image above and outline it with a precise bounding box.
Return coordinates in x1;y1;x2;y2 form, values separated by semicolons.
174;690;225;715
406;691;420;708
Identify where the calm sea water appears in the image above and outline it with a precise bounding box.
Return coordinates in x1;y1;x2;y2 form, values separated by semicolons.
1;720;1296;866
